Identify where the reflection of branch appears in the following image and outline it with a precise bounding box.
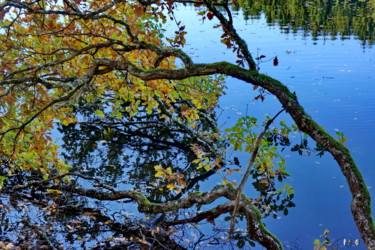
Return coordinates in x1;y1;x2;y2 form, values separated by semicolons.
69;173;116;192
4;167;281;248
171;166;218;200
165;200;233;226
154;95;222;156
229;109;285;237
22;219;58;250
164;199;282;248
47;183;282;249
203;0;256;70
91;47;375;249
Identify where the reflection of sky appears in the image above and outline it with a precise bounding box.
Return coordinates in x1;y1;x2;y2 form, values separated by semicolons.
170;7;374;249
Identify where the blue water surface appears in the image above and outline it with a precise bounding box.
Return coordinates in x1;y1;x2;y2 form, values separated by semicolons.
170;6;375;249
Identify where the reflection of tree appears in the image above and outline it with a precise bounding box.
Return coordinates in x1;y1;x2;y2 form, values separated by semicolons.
58;88;224;201
1;0;374;249
235;0;375;46
1;80;295;249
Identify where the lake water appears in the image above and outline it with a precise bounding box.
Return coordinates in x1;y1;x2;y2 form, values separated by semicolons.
170;5;375;249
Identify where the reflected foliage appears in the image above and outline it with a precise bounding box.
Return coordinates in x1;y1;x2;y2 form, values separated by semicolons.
234;0;375;46
58;82;224;201
1;0;373;248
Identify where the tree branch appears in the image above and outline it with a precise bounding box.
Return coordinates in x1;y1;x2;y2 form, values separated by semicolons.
47;183;282;249
228;108;285;237
203;0;257;70
90;53;375;248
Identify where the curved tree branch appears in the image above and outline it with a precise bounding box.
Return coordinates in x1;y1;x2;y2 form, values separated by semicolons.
48;183;282;249
1;0;373;247
90;53;375;248
165;200;281;249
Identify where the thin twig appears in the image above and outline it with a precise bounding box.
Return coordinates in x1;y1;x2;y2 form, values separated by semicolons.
22;218;58;250
228;108;285;237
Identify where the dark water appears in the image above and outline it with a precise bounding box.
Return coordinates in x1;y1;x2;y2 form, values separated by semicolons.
170;2;375;249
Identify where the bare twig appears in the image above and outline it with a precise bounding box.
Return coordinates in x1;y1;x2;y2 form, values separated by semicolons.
228;108;285;237
22;219;58;250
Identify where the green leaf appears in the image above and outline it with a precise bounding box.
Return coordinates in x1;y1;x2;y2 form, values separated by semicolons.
94;110;105;118
313;239;321;245
0;176;8;188
204;164;212;171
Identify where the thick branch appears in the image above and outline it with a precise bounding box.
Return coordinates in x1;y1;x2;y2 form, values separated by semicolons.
48;183;282;249
165;200;282;249
91;58;375;248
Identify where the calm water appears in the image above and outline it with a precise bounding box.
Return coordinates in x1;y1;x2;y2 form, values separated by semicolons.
170;5;375;249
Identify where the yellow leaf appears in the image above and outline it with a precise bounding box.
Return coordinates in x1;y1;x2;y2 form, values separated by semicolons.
230;181;237;186
192;159;200;164
154;165;163;171
47;189;62;195
155;172;164;178
167;183;176;190
222;177;228;185
166;167;172;175
232;168;242;172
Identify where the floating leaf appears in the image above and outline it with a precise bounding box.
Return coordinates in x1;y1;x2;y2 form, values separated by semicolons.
273;56;279;66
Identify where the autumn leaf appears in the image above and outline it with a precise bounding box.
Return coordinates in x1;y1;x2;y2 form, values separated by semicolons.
207;12;215;20
167;183;176;190
273;56;279;66
255;55;266;60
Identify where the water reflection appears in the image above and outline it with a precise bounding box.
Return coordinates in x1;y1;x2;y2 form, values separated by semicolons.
58;94;222;202
55;1;375;248
232;0;375;46
2;0;372;248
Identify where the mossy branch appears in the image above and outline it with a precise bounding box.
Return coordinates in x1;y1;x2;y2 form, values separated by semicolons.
91;52;375;248
47;183;282;249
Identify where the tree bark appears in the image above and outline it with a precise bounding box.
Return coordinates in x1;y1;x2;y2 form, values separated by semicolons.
92;58;375;248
